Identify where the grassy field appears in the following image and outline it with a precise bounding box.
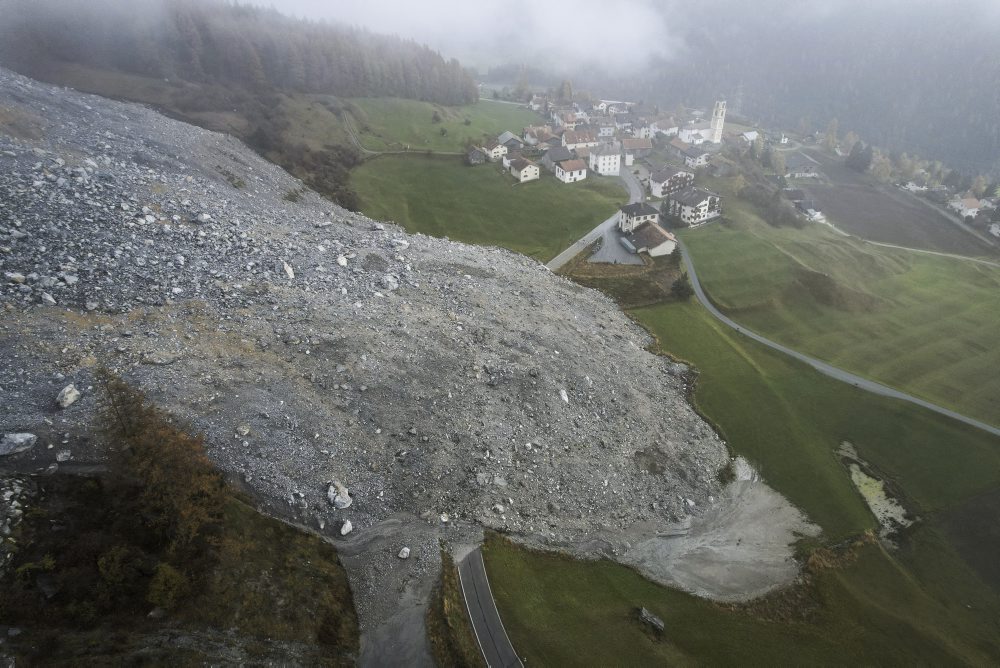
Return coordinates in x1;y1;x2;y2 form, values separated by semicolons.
351;155;628;261
679;181;1000;427
345;97;539;153
485;530;1000;666
801;149;997;257
634;302;1000;536
484;299;1000;665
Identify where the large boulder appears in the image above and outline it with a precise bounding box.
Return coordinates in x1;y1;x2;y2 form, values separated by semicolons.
1;433;37;456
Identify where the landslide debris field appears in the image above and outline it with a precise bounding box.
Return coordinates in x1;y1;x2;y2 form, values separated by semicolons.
0;69;814;662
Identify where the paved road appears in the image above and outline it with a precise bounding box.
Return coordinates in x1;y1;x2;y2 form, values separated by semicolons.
678;239;1000;438
545;169;644;271
458;549;523;668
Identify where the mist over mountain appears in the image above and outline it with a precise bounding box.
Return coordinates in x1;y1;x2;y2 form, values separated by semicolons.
0;0;477;105
266;0;1000;174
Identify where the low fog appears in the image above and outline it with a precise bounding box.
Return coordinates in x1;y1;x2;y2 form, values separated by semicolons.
269;0;1000;75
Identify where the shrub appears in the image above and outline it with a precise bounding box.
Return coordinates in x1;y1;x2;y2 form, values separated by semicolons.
671;274;694;301
97;369;226;559
147;562;189;610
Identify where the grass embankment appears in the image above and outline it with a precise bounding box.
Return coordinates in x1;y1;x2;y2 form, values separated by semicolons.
351;155;628;261
558;248;685;309
679;204;1000;426
484;529;999;666
426;550;486;668
345;97;538;153
484;300;1000;664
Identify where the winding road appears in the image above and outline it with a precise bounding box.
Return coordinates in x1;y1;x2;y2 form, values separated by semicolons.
677;239;1000;438
458;548;523;668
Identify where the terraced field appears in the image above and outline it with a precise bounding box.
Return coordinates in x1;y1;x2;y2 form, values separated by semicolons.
679;196;1000;426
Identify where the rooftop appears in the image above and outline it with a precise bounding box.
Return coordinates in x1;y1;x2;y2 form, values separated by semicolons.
671;186;719;207
558;159;588;172
621;202;660;217
627;222;675;249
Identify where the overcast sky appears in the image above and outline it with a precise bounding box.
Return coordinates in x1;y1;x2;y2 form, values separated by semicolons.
262;0;1000;74
264;0;690;72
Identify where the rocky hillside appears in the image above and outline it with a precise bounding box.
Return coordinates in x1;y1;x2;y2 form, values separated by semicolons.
0;68;812;664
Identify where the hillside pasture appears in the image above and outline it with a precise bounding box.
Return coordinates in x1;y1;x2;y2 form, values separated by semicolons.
351;155;627;261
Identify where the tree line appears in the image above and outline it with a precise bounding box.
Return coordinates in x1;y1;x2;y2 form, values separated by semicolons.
0;0;478;106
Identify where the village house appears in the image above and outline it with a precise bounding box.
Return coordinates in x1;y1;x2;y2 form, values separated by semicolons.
501;151;523;169
794;199;825;221
589;142;622;176
594;118;616;137
498;130;524;152
614;113;638;132
989;223;1000;238
552;110;579;129
482;139;508;162
669;137;692;158
741;130;760;144
523;125;555;146
665;187;722;226
543;134;563;150
631;118;654;139
556;159;588;183
949;196;981;218
621;137;653;166
649;167;695;198
785;154;820;179
621;222;677;257
678;124;711;145
563;129;599;151
683;148;710;169
618;202;660;232
509;158;540;183
652;116;679;137
902;177;929;193
539;146;575;172
466;147;488;166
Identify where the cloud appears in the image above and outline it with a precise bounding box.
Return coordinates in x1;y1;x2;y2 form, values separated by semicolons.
264;0;687;72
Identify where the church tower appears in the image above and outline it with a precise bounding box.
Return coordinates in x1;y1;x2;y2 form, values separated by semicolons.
710;100;726;143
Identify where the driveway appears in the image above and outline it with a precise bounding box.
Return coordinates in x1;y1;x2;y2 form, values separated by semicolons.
588;224;644;265
546;170;644;270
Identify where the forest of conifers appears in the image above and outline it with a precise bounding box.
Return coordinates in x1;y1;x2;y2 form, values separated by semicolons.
0;0;478;106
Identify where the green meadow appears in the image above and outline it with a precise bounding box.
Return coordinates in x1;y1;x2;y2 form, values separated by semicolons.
679;190;1000;427
345;97;539;153
351;155;627;261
